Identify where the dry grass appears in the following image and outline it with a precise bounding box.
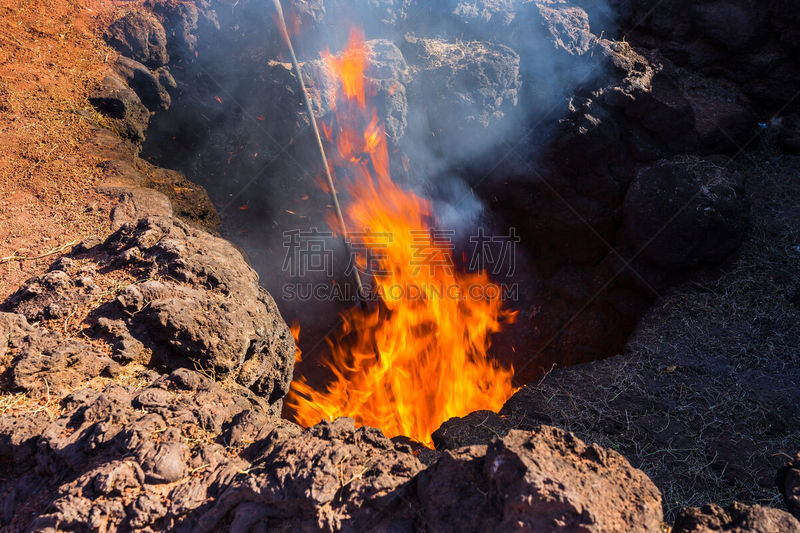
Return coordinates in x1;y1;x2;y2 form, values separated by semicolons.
0;363;153;421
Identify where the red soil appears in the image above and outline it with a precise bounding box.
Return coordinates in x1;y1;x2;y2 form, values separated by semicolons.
0;0;124;300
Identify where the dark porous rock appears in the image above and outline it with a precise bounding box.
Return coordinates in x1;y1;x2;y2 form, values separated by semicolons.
145;441;189;484
417;427;664;532
113;56;171;112
0;312;121;398
85;127;219;231
776;114;800;155
89;72;150;144
672;502;800;533
405;0;518;38
622;156;749;270
521;0;598;56
1;369;260;530
405;0;597;60
150;0;219;57
414;445;494;531
772;0;800;53
2;191;294;412
105;10;169;68
155;66;178;95
690;1;762;52
779;452;800;520
603;46;698;154
106;186;173;230
680;72;756;154
623;0;800;114
0;410;48;466
221;409;280;455
100;159;219;231
193;418;425;531
188;422;659;531
364;39;411;144
432;409;507;450
400;35;521;157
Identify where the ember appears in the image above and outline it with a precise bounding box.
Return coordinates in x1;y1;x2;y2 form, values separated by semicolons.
287;31;517;447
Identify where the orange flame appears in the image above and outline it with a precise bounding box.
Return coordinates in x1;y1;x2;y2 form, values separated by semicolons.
321;31;368;109
290;321;302;363
287;30;517;447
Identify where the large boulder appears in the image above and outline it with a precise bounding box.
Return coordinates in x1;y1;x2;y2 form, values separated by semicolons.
2;193;294;410
417;426;664;532
89;72;150;144
113;56;172;112
622;156;749;270
400;35;521;157
105;10;170;68
672;502;800;533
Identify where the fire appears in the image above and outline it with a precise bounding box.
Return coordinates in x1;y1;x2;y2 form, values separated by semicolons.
290;321;302;363
321;35;368;109
287;30;517;447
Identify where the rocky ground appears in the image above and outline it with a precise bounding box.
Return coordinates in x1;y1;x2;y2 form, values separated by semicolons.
1;0;799;531
436;143;800;520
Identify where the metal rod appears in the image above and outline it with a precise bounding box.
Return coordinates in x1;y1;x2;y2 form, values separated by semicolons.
271;0;367;306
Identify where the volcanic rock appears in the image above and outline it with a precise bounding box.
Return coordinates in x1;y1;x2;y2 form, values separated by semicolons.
691;2;761;52
778;452;800;520
85;127;219;231
680;72;756;154
417;426;663;532
400;35;521;157
623;0;800;114
89;72;151;144
1;387;667;531
193;417;425;531
1;368;259;529
431;409;507;450
265;32;522;159
776;114;800;155
113;56;172;112
2;192;294;410
404;0;519;38
772;0;800;53
602;45;698;154
170;423;662;532
403;0;597;56
0;312;122;398
672;502;800;533
150;0;220;56
522;0;598;55
622;156;749;270
105;10;170;68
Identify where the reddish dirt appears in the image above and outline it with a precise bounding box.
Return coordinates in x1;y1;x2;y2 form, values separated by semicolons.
0;0;127;300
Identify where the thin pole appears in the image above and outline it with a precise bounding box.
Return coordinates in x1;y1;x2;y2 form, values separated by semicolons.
271;0;367;306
